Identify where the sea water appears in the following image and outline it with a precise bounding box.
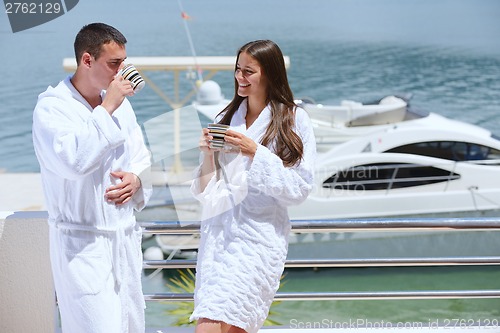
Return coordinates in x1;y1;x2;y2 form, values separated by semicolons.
141;229;500;329
142;266;500;329
1;0;500;172
1;0;500;328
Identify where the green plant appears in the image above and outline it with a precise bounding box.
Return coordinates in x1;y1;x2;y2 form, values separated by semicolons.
164;269;196;326
164;269;285;327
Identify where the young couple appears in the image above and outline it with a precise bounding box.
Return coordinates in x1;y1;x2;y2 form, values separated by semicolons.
33;22;316;333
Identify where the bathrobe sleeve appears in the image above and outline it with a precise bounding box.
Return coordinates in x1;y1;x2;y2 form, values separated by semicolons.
190;112;225;203
33;96;126;180
190;153;215;204
128;122;153;211
246;108;317;207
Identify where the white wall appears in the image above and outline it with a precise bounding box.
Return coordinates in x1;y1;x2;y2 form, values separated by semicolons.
0;211;55;332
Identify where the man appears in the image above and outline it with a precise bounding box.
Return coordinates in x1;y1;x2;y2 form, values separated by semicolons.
32;23;152;332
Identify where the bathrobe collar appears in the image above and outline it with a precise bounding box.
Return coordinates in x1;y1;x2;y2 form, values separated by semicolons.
63;75;106;115
232;99;272;142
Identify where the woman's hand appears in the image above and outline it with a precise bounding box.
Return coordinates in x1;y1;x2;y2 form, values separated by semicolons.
198;128;216;191
224;129;257;158
199;128;214;154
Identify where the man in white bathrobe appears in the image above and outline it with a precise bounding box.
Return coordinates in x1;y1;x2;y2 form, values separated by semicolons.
32;23;152;333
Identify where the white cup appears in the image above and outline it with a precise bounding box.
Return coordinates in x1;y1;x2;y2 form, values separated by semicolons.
120;64;145;92
208;123;229;149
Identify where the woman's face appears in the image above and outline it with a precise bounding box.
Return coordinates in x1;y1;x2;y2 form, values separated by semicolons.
235;51;267;101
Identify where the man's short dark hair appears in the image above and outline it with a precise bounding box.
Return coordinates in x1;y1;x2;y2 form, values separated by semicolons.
74;23;127;65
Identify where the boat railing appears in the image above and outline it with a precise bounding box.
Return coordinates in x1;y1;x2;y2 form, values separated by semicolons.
140;217;500;302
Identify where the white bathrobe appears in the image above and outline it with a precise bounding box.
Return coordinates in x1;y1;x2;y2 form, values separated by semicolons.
32;75;152;333
190;100;316;333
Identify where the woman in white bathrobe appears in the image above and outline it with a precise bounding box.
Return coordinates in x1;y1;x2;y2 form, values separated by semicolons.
190;40;316;333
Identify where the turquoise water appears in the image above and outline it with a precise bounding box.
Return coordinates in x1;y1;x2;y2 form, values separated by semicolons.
2;0;500;328
277;267;500;328
143;265;500;329
1;0;500;171
140;228;500;329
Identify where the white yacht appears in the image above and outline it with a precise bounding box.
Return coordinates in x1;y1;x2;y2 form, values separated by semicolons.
299;94;414;152
148;84;500;258
290;113;500;219
193;85;500;219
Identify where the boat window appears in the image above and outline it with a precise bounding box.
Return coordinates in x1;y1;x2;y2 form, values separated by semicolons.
385;141;500;163
322;163;460;191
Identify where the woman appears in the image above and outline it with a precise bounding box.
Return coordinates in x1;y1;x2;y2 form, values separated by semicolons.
190;40;316;333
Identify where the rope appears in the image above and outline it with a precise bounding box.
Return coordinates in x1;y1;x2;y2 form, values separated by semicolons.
468;186;500;209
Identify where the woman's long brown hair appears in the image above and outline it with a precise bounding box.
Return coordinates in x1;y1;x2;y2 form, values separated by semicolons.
218;40;304;167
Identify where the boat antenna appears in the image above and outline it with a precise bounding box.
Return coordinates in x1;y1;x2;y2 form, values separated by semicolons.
177;0;203;84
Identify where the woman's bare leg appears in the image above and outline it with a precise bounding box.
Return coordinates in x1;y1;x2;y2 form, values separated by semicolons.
195;318;233;333
227;325;247;333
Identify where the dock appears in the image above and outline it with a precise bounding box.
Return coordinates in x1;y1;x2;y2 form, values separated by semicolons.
0;172;45;217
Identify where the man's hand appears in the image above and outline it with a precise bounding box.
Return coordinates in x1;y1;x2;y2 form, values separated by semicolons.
101;75;134;115
105;171;141;205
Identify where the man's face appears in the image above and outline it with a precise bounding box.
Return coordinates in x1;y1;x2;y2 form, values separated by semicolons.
90;41;127;90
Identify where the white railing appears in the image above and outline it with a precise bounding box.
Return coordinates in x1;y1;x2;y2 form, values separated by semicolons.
140;217;500;302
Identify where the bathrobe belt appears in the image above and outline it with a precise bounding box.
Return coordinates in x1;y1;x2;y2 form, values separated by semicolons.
48;218;137;289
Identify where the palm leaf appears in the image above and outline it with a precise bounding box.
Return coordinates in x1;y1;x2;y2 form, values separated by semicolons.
164;269;284;327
